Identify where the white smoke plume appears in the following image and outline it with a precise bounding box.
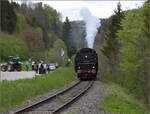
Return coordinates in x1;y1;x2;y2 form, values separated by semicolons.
80;7;101;48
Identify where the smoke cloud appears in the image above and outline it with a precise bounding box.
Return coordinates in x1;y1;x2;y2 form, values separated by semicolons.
80;7;101;48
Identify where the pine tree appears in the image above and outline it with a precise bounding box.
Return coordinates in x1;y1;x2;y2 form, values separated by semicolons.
62;17;71;45
1;0;17;33
62;17;76;58
102;2;124;82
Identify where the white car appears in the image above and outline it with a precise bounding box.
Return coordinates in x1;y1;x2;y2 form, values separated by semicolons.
49;63;56;70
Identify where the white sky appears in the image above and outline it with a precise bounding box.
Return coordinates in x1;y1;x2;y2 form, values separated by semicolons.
15;0;145;21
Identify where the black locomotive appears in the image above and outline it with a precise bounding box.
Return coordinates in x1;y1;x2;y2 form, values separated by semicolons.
74;48;98;80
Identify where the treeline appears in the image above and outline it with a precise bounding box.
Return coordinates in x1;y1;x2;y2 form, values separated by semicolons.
95;2;150;109
0;0;77;65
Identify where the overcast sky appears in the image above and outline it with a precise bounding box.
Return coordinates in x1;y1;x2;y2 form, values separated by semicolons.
16;0;145;21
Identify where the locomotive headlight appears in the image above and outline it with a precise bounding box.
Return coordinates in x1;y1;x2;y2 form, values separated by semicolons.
78;66;80;69
93;66;95;69
85;56;87;58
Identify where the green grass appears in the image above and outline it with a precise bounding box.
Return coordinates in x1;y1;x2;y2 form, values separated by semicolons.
0;67;75;112
101;82;149;114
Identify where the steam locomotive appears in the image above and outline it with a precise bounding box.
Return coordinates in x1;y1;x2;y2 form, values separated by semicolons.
74;48;98;80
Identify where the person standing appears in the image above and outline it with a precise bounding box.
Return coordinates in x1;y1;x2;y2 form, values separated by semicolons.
38;62;41;74
26;61;29;72
56;62;58;69
34;62;38;73
40;62;44;74
43;62;47;74
32;61;35;70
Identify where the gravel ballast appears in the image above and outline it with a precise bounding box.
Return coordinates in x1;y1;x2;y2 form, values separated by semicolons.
60;80;109;114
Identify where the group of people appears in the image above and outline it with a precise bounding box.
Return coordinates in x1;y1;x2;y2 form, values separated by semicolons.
32;61;48;74
26;60;58;74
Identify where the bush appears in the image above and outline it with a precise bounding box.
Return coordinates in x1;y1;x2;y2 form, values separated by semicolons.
47;39;68;66
0;33;28;61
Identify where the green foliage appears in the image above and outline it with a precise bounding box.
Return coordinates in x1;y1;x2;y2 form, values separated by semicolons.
14;13;22;34
1;0;17;33
47;31;58;48
62;17;76;58
102;82;148;114
47;39;68;66
117;3;149;103
14;13;28;34
102;2;124;60
21;27;45;60
101;2;125;83
95;19;109;46
21;62;32;71
0;67;75;112
0;33;28;61
21;3;62;49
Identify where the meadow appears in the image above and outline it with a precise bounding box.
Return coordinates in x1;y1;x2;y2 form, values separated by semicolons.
0;67;75;112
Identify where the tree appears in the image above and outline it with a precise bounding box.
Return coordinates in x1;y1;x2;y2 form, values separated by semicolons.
47;39;68;65
0;33;28;61
18;2;62;49
62;17;76;58
101;2;124;82
117;3;149;107
21;27;45;60
1;0;17;33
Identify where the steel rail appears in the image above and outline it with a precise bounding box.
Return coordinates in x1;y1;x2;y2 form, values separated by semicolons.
10;80;81;114
52;81;94;114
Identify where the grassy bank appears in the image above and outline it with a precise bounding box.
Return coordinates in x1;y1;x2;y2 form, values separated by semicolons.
101;82;148;114
0;67;75;112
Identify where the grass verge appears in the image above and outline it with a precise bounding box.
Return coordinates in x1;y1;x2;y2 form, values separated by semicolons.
0;67;75;112
101;82;149;114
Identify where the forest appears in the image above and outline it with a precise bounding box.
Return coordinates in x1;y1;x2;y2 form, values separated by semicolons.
0;0;150;111
0;0;79;65
94;1;150;110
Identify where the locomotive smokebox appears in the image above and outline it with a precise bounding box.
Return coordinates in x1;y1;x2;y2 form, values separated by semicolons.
74;48;98;80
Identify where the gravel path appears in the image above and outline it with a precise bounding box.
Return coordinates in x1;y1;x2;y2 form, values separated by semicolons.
60;80;109;114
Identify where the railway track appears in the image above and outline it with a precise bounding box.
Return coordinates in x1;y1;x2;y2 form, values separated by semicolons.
9;80;94;114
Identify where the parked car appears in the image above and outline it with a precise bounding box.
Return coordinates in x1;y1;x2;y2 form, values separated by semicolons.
49;63;56;70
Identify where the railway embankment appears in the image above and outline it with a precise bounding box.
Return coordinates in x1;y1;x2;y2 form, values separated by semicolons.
0;69;148;113
0;67;75;113
101;82;148;114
